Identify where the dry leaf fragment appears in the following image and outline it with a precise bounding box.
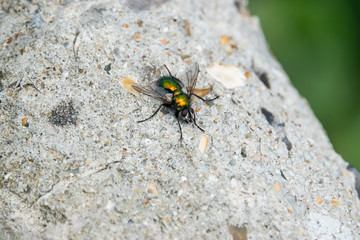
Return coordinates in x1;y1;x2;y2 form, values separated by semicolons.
244;72;250;79
159;39;169;44
220;35;238;55
193;88;211;98
180;54;191;60
228;225;247;240
316;197;323;204
191;88;212;102
147;182;159;197
22;117;28;127
184;19;192;36
120;78;138;95
199;136;209;154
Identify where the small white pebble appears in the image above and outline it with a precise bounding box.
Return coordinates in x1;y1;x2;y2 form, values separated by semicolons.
208;174;218;183
180;176;188;182
207;63;246;89
230;178;238;188
177;189;184;197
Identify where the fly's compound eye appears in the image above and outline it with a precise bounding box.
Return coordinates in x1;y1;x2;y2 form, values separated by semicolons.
190;108;195;114
181;110;188;118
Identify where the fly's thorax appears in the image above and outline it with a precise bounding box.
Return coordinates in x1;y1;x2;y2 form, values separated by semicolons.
174;91;190;111
158;76;182;93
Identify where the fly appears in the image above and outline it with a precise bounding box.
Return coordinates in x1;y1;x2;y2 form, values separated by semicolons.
132;62;218;139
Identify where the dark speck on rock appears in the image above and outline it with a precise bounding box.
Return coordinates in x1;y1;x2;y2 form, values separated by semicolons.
0;71;3;91
241;147;247;158
126;0;169;11
104;63;111;74
257;72;271;89
282;136;292;151
261;108;274;125
49;101;78;127
347;165;360;200
280;169;287;181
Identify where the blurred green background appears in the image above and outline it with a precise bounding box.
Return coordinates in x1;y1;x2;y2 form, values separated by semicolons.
248;0;360;170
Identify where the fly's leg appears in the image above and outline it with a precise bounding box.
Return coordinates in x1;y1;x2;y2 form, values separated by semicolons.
191;109;205;132
175;111;183;140
164;65;173;77
138;104;165;123
191;93;219;102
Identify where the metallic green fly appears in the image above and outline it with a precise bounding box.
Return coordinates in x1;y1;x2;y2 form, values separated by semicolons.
132;62;218;139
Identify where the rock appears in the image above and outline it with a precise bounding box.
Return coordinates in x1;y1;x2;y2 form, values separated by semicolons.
1;0;359;239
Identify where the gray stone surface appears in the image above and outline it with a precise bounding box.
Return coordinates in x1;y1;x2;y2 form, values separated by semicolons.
1;0;359;239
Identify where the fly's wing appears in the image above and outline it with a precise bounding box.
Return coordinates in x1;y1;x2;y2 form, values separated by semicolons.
184;62;200;95
132;83;172;104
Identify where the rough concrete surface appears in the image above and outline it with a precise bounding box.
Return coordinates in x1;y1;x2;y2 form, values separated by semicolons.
1;0;359;239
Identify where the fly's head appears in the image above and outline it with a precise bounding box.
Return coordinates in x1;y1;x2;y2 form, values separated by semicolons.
180;108;195;123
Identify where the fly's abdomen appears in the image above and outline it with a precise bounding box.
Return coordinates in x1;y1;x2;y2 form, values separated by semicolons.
174;91;190;111
158;77;182;93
